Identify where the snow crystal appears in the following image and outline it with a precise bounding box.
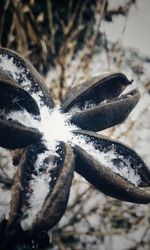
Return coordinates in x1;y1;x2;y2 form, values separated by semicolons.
0;53;31;88
68;101;97;115
19;105;77;230
6;103;77;152
71;135;141;186
0;52;46;107
20;148;58;231
6;110;39;129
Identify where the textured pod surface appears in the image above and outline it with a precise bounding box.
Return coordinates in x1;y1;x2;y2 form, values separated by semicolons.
0;46;149;249
70;89;140;131
0;47;54;110
61;73;132;112
7;141;74;233
0;118;42;149
73;130;150;203
33;142;74;231
0;79;40;116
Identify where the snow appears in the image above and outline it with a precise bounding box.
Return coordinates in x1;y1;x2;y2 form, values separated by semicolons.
0;53;31;87
0;52;49;108
68;101;97;114
5;100;141;188
21;150;55;230
71;134;141;186
6;110;39;129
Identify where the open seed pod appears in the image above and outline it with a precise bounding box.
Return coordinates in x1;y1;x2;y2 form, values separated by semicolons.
62;73;132;112
0;79;40;116
73;130;150;203
0;47;56;152
0;78;42;149
0;47;54;109
7;141;74;235
0;118;42;149
62;73;139;131
0;47;150;249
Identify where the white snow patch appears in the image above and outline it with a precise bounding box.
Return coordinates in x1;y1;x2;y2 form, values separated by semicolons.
71;135;141;186
68;101;97;115
0;53;31;88
6;96;77;152
21;149;58;231
19;104;77;230
6;110;39;129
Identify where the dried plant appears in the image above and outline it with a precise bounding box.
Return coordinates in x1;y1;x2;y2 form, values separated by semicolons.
0;48;150;250
0;0;136;100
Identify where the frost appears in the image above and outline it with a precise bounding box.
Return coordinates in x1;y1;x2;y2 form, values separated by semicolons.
0;148;16;181
6;100;77;153
0;54;31;87
68;101;97;115
21;150;57;231
6;110;39;129
31;90;45;107
39;106;76;147
0;52;46;107
71;135;141;186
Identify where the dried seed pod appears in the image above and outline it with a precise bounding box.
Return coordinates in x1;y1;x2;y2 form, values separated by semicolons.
0;47;54;109
0;46;149;248
0;79;40;116
73;130;150;203
33;142;74;231
62;73;132;112
69;89;140;131
7;141;74;233
0;118;42;149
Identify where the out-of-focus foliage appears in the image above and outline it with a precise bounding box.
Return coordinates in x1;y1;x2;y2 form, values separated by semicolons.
0;0;98;72
0;0;135;99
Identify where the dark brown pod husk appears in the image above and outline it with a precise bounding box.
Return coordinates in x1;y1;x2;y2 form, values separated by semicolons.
0;47;54;109
0;79;40;116
0;118;42;149
7;140;74;233
61;72;132;112
73;130;150;203
32;142;74;231
69;89;140;131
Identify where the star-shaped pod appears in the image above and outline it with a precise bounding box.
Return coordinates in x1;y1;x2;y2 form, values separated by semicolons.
0;48;150;248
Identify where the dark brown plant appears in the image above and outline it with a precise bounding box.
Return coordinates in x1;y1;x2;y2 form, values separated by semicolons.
0;47;150;250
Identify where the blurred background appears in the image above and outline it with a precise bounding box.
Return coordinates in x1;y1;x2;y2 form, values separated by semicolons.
0;0;150;249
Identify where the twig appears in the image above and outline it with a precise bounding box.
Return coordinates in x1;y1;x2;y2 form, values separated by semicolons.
47;0;55;55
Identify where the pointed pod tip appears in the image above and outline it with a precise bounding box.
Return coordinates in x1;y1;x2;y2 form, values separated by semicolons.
0;118;43;149
131;79;134;83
